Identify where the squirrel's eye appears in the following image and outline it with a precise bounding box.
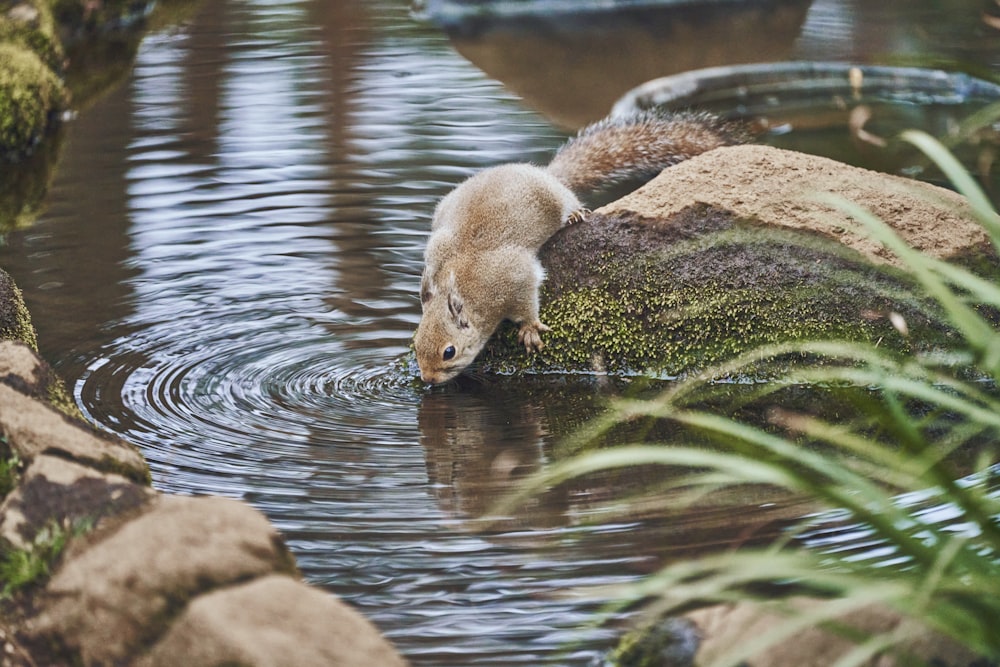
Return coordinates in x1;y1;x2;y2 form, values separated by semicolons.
443;345;456;361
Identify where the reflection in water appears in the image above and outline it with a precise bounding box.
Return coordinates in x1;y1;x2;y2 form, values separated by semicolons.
0;0;999;664
419;387;553;522
422;0;1000;129
428;0;815;128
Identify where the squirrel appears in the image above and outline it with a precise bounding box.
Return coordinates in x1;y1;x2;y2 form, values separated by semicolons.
413;110;746;385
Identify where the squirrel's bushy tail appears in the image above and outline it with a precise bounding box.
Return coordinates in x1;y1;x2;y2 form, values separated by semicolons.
545;110;748;196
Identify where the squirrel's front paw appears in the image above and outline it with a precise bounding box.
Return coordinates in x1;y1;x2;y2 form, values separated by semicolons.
566;208;591;225
518;320;551;353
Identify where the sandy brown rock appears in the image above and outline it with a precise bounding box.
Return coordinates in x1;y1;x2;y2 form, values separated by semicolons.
688;599;984;667
0;340;40;384
137;574;409;667
0;340;80;418
0;454;153;549
602;144;991;265
0;383;147;482
26;494;298;665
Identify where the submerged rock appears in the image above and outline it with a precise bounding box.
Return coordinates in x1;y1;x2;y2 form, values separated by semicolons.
474;145;996;379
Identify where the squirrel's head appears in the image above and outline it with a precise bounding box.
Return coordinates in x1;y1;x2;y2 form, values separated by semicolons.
414;272;486;385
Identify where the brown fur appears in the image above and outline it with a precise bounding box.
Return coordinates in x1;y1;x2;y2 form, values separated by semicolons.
547;110;747;194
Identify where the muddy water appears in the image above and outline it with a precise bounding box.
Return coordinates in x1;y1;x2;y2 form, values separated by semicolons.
1;0;998;664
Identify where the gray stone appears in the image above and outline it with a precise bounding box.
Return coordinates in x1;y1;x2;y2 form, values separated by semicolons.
27;494;298;665
0;383;148;483
137;574;409;667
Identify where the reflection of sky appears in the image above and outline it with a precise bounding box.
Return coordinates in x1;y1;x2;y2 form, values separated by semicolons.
126;19;337;321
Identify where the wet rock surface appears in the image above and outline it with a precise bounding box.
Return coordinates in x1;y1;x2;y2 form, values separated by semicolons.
0;382;149;482
0;454;153;550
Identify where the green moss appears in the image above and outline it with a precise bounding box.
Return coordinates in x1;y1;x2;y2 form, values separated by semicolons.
0;518;91;599
0;268;38;350
0;448;20;499
0;0;64;72
0;43;66;159
96;451;152;486
44;380;82;420
605;618;697;667
0;269;84;420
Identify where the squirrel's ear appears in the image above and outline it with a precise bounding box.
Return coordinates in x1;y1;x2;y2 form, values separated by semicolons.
420;276;433;305
447;289;464;319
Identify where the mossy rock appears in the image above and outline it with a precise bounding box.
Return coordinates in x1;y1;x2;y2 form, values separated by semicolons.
464;146;996;379
0;268;37;350
0;270;81;419
0;42;66;159
0;0;64;72
476;205;956;377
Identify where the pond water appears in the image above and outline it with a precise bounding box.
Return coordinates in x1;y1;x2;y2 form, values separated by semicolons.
1;0;999;664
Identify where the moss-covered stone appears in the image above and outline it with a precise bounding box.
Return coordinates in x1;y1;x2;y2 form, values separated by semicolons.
0;268;37;350
475;204;962;378
0;42;66;159
0;275;82;420
0;0;64;72
607;618;699;667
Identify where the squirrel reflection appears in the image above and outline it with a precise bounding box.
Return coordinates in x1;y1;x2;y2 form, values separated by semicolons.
417;381;569;526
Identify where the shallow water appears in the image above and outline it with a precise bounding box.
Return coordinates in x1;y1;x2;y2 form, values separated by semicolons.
1;0;999;663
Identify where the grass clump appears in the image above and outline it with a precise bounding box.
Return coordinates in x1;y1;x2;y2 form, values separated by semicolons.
0;518;90;599
0;449;21;499
506;130;1000;664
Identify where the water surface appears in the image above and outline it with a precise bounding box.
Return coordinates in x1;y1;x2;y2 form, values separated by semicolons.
1;0;999;663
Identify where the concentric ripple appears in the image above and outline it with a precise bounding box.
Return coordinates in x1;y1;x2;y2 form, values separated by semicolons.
52;2;643;663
